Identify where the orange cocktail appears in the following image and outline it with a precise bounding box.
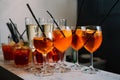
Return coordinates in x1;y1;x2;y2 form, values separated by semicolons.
33;37;53;55
71;29;84;51
53;29;72;53
82;30;102;53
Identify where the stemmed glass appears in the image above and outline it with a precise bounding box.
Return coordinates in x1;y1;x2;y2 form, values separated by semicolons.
70;26;84;70
53;25;72;73
33;20;54;76
81;25;102;74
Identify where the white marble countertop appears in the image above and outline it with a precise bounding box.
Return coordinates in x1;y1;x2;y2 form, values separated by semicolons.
0;50;120;80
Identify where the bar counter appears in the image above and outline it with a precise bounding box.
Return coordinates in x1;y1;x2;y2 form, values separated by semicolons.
0;50;120;80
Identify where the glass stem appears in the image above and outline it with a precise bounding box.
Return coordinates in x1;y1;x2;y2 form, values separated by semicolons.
31;48;35;65
90;53;93;68
43;54;47;72
62;52;65;63
58;53;62;63
59;52;64;63
76;51;79;64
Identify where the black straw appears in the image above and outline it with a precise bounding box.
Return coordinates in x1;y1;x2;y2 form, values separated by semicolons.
6;23;19;43
9;18;24;41
21;29;26;37
26;3;46;37
46;10;66;37
84;0;119;46
46;11;59;26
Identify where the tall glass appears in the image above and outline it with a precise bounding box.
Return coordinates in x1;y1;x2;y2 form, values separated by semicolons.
71;26;84;70
33;19;54;76
81;25;102;74
25;17;40;71
53;25;72;73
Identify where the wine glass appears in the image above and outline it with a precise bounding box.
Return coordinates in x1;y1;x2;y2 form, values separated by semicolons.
81;25;102;74
70;26;84;70
39;17;56;64
33;19;54;76
53;25;72;73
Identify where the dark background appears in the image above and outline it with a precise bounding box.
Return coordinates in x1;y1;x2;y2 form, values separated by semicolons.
77;0;120;74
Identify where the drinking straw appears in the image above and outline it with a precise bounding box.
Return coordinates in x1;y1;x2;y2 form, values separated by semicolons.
20;29;26;37
46;11;59;27
9;18;24;41
46;10;66;37
26;3;46;37
6;23;19;43
84;0;119;46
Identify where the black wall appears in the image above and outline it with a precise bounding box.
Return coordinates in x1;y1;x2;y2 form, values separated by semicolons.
77;0;120;74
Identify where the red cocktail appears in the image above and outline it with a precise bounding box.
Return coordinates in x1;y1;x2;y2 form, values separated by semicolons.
13;47;30;66
2;44;14;61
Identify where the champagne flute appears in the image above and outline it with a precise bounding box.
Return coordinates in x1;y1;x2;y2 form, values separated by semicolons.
25;17;39;71
71;26;84;70
81;25;102;74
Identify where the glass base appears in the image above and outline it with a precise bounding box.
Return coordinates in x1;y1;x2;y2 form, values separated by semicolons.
55;62;71;73
71;63;83;71
34;64;54;77
81;66;99;74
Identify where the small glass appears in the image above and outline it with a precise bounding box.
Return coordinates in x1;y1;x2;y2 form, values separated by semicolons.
1;43;14;63
13;46;31;67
